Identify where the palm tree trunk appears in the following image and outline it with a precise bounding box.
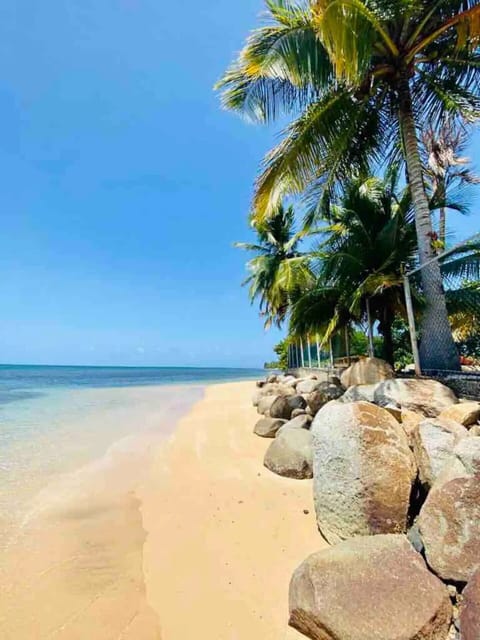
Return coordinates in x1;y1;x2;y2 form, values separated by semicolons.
439;206;447;247
437;176;447;246
398;69;460;372
380;307;394;367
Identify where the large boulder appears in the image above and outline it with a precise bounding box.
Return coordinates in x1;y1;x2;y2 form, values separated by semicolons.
269;396;294;420
264;428;313;479
413;418;468;488
454;437;480;476
431;437;480;490
438;402;480;428
340;383;378;403
288;395;307;412
459;567;480;640
296;379;322;395
418;475;480;583
311;401;415;543
253;417;286;438
307;382;344;415
257;394;278;416
374;378;458;418
289;534;452;640
340;357;394;389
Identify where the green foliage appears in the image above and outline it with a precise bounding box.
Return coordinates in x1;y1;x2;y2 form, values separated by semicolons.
217;0;480;221
289;171;417;364
274;339;290;370
221;1;480;367
264;338;290;370
235;204;314;328
391;318;414;371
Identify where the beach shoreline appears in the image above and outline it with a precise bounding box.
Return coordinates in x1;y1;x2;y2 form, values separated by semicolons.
0;378;323;639
0;382;206;639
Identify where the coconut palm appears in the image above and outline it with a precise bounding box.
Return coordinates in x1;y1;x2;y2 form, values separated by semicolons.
235;204;313;328
423;119;480;246
290;171;417;365
217;0;480;371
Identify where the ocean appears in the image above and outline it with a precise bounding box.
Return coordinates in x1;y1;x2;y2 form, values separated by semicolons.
0;365;263;551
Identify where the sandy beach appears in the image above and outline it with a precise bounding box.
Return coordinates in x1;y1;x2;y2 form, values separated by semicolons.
141;381;325;639
0;380;325;639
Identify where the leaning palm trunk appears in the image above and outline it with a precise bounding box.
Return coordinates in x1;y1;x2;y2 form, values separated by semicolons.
398;70;460;372
439;205;447;247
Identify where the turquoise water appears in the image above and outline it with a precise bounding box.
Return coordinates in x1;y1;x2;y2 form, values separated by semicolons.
0;364;263;403
0;365;262;548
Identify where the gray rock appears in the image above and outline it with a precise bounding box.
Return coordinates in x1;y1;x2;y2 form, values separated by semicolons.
269;396;294;420
264;428;313;479
266;373;278;384
468;425;480;437
374;379;458;418
307;382;344;415
257;394;278;416
407;520;424;554
340;383;378;403
289;534;452;640
311;401;416;543
296;378;322;395
432;436;480;490
413;418;468;488
453;436;480;476
287;395;307;412
253;417;286;438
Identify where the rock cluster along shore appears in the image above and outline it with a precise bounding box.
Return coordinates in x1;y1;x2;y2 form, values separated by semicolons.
252;358;480;640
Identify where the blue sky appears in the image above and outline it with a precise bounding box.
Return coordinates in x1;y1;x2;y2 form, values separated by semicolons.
0;1;478;367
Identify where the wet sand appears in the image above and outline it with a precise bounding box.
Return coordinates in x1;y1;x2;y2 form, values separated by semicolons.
0;384;203;639
0;381;325;639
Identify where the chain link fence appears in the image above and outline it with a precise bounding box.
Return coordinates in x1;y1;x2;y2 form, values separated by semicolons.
403;232;480;396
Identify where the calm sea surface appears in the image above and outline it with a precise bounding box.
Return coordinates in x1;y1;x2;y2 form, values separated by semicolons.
0;365;262;549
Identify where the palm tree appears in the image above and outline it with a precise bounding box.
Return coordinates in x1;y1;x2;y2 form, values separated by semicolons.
217;0;480;371
423;119;479;245
235;204;313;328
290;171;417;365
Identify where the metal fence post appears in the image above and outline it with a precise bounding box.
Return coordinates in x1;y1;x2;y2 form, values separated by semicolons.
307;337;312;368
329;337;334;368
316;334;321;368
300;337;305;368
403;275;422;377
